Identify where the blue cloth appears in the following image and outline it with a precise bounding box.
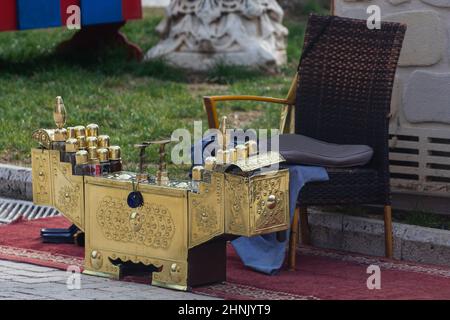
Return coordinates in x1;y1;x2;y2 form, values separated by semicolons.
81;0;124;26
18;0;62;30
191;136;329;274
232;165;328;274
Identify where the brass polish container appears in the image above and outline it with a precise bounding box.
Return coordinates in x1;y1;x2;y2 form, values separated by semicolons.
97;148;110;163
77;136;87;150
108;146;121;160
216;149;224;164
229;148;237;163
86;124;99;137
75;126;86;138
65;138;79;153
98;135;110;148
53;128;68;142
86;136;98;148
192;166;204;181
67;127;76;139
236;145;248;160
223;150;232;164
75;150;88;165
246;140;258;156
88;147;98;160
204;157;216;171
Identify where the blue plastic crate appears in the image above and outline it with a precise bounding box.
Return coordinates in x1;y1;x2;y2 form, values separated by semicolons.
17;0;62;30
81;0;124;26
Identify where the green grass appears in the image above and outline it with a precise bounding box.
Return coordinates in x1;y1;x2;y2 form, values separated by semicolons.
0;9;309;176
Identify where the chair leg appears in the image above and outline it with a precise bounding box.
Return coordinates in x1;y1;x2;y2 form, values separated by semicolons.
384;205;393;259
288;207;300;271
299;206;311;245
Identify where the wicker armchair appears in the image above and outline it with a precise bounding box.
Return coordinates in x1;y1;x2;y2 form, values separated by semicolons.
204;14;406;269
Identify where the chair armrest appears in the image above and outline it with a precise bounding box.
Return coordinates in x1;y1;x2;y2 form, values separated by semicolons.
203;95;290;129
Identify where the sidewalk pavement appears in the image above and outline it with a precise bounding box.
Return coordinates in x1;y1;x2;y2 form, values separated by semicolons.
0;260;218;300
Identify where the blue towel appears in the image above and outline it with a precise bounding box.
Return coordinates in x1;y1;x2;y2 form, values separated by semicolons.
191;137;329;274
232;165;328;274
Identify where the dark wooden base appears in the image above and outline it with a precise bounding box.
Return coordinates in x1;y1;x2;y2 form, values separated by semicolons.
187;237;227;288
55;22;143;61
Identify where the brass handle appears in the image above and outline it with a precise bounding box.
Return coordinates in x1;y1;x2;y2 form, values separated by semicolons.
129;211;142;232
266;195;277;210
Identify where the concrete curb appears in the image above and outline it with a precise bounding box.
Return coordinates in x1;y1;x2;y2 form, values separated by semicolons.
0;164;32;201
1;164;449;267
306;209;450;267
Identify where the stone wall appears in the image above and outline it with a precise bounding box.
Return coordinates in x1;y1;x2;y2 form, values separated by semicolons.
334;0;450;199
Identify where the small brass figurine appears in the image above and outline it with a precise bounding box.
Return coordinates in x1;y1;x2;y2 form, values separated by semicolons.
146;139;172;186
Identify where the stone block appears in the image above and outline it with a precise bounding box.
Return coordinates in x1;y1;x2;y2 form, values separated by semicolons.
0;164;32;200
404;71;450;124
421;0;450;7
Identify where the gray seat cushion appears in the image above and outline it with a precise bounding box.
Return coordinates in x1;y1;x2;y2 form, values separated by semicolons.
278;134;373;168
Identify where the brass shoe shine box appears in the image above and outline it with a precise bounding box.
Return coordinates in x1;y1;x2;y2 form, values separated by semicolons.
31;97;289;291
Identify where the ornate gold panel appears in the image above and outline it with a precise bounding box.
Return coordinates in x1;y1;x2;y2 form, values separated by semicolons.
250;170;289;235
31;149;53;206
84;179;189;266
224;174;249;236
224;169;289;237
49;150;85;230
188;172;224;248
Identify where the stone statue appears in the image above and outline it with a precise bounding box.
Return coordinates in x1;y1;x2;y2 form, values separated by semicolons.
145;0;288;70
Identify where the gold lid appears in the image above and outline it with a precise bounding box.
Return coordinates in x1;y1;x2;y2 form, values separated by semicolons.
65;138;79;153
67;127;76;139
86;136;98;148
246;140;258;156
97;148;110;163
74;126;86;138
108;146;121;160
88;147;98;160
236;145;248;161
75;150;88;165
192;166;204;181
53;128;68;142
98;135;110;148
77;136;87;149
86;124;99;137
204;157;217;171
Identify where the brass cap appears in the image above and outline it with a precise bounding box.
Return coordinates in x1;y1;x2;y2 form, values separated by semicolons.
88;147;98;160
236;145;248;161
53;128;68;142
74;126;86;138
192;166;204;181
67;127;76;139
97;148;109;163
77;136;87;149
108;146;121;160
98;135;110;148
65;138;79;153
75;150;88;165
86;136;98;148
204;157;217;171
246;140;258;156
86;124;99;137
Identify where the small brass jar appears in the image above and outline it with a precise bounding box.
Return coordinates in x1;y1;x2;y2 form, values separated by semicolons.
86;124;99;137
108;146;122;172
98;148;111;175
98;135;110;148
86;136;98;148
74;126;86;138
74;150;89;175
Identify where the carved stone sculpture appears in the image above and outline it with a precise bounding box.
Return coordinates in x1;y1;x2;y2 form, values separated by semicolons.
145;0;288;70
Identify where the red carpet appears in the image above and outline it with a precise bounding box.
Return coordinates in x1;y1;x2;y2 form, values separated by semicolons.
1;216;450;300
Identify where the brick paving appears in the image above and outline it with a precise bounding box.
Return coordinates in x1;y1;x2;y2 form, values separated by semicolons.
0;260;219;300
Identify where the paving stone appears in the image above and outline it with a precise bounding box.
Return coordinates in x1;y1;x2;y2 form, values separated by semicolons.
421;0;450;7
